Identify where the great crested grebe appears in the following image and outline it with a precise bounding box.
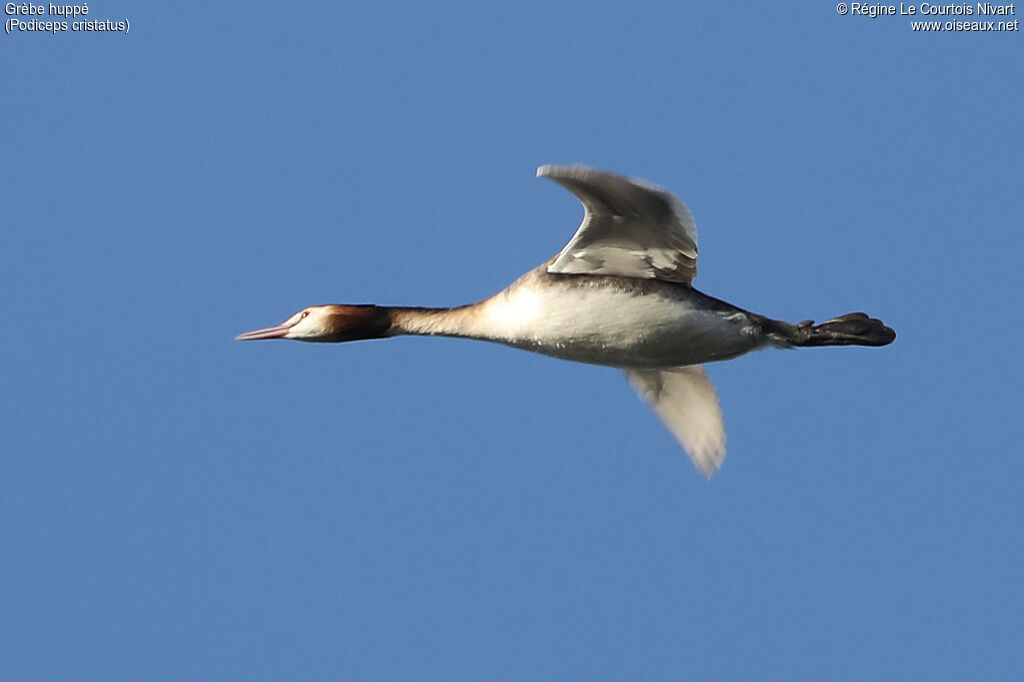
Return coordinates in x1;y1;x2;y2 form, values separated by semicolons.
238;165;895;477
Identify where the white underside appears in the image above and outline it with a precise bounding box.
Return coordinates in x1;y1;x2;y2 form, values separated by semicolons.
467;281;762;369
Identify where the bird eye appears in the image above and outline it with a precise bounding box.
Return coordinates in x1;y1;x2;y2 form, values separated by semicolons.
301;311;310;319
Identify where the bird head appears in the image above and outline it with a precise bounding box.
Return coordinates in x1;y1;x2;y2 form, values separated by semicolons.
236;304;391;343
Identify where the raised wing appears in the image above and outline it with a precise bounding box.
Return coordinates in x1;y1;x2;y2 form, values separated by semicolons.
624;365;726;479
539;165;699;285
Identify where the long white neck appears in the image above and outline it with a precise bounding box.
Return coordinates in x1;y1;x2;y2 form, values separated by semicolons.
388;304;497;340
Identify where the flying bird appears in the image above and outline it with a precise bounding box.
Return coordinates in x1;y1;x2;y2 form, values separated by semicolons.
237;165;895;477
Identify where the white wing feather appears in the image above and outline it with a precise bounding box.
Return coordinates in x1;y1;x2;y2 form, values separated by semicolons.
539;165;699;285
624;365;726;479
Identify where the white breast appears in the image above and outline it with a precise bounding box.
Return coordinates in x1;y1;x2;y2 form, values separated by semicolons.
475;278;762;369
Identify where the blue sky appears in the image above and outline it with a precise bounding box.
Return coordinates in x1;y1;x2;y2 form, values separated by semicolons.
3;2;1022;680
